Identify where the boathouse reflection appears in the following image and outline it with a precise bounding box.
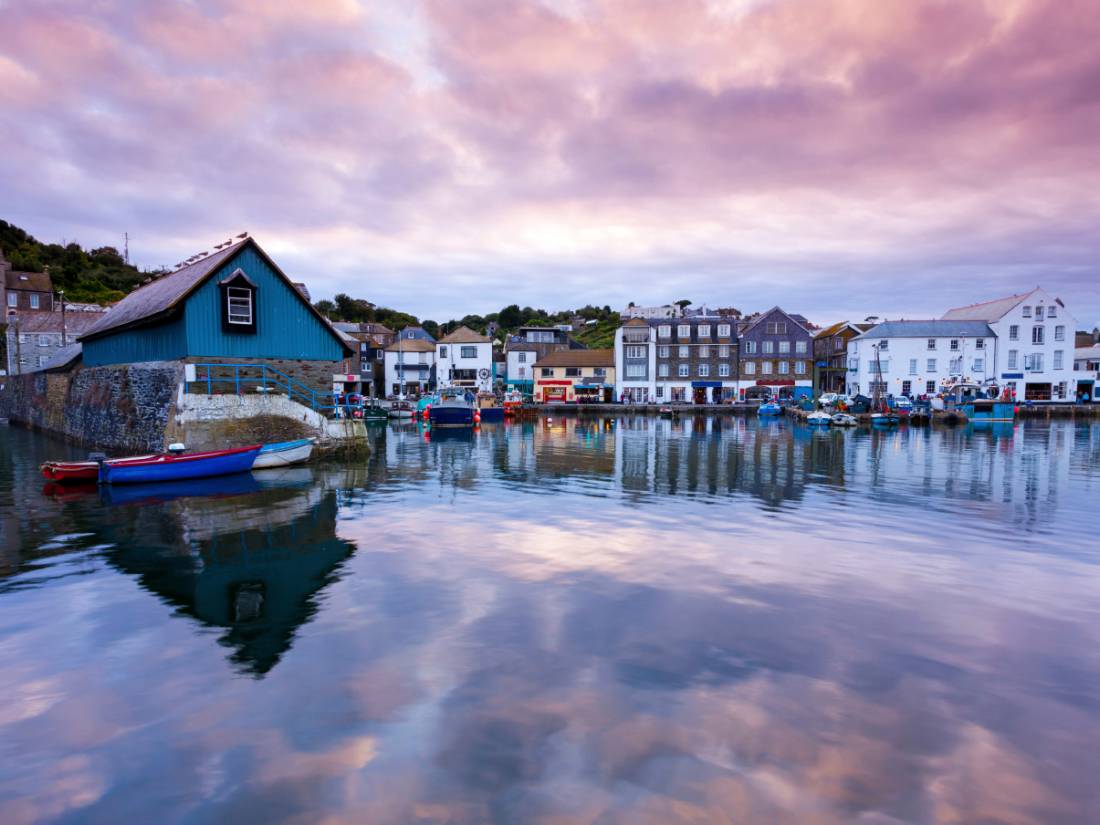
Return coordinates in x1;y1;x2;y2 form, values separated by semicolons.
104;468;358;676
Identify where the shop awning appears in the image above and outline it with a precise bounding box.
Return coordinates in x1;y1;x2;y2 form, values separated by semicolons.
691;381;722;388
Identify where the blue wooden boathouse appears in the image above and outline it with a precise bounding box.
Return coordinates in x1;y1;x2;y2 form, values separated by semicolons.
78;236;352;389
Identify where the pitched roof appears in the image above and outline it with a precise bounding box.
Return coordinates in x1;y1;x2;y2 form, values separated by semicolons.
623;317;650;327
858;320;995;339
385;339;436;353
438;325;490;344
8;311;102;334
814;320;876;339
535;349;614;368
76;237;350;355
5;270;53;292
41;342;83;372
941;289;1036;321
739;306;811;335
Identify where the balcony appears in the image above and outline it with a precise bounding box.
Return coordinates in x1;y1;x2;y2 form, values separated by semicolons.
622;333;650;344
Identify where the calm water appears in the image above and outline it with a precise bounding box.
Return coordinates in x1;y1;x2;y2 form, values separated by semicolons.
2;417;1099;825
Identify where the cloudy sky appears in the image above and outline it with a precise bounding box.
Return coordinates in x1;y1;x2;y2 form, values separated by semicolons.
1;0;1097;326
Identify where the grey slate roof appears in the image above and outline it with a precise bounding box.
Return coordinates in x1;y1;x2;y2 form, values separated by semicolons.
858;320;995;339
40;342;83;372
79;239;249;341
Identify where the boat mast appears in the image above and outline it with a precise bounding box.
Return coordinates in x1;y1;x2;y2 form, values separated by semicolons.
873;342;884;412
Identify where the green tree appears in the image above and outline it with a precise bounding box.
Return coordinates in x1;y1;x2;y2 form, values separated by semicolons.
498;304;522;329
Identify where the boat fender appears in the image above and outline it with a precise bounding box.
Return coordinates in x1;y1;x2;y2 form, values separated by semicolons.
167;443;186;454
474;411;481;423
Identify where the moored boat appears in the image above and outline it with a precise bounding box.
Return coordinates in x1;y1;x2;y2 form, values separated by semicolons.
252;438;315;469
830;413;857;427
99;445;262;485
388;399;415;419
429;387;476;428
503;390;524;417
476;392;504;422
806;411;832;426
362;404;389;423
41;454;155;484
870;412;900;426
757;401;782;416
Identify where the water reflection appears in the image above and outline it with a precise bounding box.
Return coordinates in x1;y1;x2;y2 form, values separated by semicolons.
0;420;1098;824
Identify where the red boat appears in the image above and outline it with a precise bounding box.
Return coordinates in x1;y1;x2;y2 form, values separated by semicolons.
40;445;260;485
40;458;152;484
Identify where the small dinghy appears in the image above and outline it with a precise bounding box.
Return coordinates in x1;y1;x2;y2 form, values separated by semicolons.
252;438;315;469
757;401;782;416
870;412;900;426
99;445;262;485
806;411;832;426
830;413;857;427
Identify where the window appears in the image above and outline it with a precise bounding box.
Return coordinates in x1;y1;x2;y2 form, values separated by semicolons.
717;324;730;337
30;294;40;309
1025;353;1043;372
927;339;936;350
226;287;253;326
762;341;774;354
973;358;984;372
6;293;15;307
778;340;790;353
976;338;984;350
678;345;689;358
516;366;526;377
658;325;671;338
220;270;256;332
1055;381;1066;400
658;363;669;377
718;363;730;377
778;361;789;374
848;358;858;371
1009;325;1019;341
698;345;709;358
950;339;959;351
1008;350;1018;369
1031;326;1044;345
678;363;689;377
541;368;554;377
795;340;807;353
655;386;664;398
909;358;917;375
1054;350;1064;370
698;324;711;338
766;321;787;334
677;325;691;338
718;345;729;357
902;380;911;396
1022;306;1032;318
878;340;888;351
518;352;527;362
834;337;844;351
950;357;963;373
37;356;47;367
1054;325;1065;341
926;380;936;394
1047;305;1057;318
795;361;805;374
625;364;645;378
625;346;646;359
743;340;756;354
761;361;773;374
460;346;477;358
698;364;709;377
744;362;756;375
658;345;669;358
439;346;448;358
37;334;50;346
927;358;937;372
565;367;581;377
1035;306;1044;320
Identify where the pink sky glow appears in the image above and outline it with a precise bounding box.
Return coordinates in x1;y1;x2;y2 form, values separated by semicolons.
1;0;1097;325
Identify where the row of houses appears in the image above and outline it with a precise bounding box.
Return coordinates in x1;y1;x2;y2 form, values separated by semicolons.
610;289;1099;404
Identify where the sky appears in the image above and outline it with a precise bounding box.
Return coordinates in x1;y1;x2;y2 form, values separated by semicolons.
1;0;1097;327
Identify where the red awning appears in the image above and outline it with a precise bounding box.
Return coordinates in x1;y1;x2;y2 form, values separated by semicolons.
756;379;795;386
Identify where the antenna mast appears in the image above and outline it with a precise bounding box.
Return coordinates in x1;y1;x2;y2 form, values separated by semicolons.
124;232;130;265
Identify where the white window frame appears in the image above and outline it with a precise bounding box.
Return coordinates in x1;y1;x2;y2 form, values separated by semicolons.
30;294;40;309
718;363;730;377
927;358;936;372
658;363;669;377
743;340;756;354
460;346;477;359
795;340;807;353
717;324;730;337
1008;350;1018;369
778;340;790;353
698;364;709;377
1009;325;1019;341
909;359;917;375
678;345;689;358
678;363;689;377
1054;326;1065;341
697;324;711;338
677;325;691;339
658;325;671;338
718;345;729;358
658;345;669;358
744;362;756;375
226;286;253;325
1031;326;1044;345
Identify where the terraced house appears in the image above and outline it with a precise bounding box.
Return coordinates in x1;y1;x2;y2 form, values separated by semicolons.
737;307;815;400
533;349;615;403
613;315;739;403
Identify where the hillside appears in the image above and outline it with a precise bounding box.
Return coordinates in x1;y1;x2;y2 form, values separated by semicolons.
0;220;149;304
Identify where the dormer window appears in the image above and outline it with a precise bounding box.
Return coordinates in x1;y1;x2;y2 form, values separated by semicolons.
219;268;257;333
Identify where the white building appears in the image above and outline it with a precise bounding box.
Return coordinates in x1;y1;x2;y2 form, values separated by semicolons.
614;318;656;402
622;303;682;320
1074;344;1100;403
942;288;1078;402
505;344;539;391
847;320;997;398
383;339;436;397
436;325;493;391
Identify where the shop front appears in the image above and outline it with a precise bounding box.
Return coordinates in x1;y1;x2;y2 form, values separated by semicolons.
691;380;722;404
537;379;572;403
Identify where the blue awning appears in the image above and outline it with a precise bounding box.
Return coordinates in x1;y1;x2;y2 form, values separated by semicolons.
692;381;722;388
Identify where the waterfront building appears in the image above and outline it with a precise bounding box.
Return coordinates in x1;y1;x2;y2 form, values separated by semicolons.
737;307;814;400
622;303;682;320
614;317;656;403
504;325;578;393
384;338;436;396
77;236;353;388
436;325;493;391
813;321;875;395
5;310;103;375
846;320;996;398
1;252;55;313
614;315;739;403
1074;344;1100;403
942;288;1079;402
533;349;615;402
333;321;394;397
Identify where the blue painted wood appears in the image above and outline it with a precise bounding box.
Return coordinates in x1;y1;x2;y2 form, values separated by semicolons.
83;316;187;366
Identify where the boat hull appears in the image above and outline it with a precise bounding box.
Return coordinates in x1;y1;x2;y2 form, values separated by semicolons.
100;445;261;485
252;439;314;469
430;406;475;428
477;407;504;422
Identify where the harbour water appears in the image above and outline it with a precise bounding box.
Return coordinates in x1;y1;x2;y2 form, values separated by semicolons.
1;417;1099;824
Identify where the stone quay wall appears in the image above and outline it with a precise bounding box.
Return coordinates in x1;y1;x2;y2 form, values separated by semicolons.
183;357;348;400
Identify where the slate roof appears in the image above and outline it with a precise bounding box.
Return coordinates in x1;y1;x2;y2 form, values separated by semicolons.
385;339;436;353
535;349;614;368
814;320;876;339
941;290;1036;321
5;270;53;292
739;306;812;335
8;311;102;334
438;325;490;344
79;239;249;340
858;320;995;339
41;343;83;372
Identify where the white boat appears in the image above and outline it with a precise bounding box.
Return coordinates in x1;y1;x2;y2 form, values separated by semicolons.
831;413;857;427
388;400;415;419
806;411;832;426
252;438;315;469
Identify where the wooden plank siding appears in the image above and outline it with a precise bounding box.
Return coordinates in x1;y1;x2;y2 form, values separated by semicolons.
82;316;187;366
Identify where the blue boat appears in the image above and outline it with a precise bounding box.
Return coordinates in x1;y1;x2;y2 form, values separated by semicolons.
429;387;476;428
757;401;782;416
964;398;1016;424
476;392;505;422
99;445;262;485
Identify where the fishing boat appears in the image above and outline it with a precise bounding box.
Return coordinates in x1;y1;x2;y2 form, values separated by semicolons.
868;344;898;426
476;392;504;422
361;403;389;423
252;438;315;469
388;399;415;419
503;390;524;417
757;401;782;416
806;411;832;426
830;413;857;427
99;444;262;485
870;412;900;426
429;386;476;428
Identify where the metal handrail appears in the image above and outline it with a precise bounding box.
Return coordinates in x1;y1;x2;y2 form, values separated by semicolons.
183;362;368;416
